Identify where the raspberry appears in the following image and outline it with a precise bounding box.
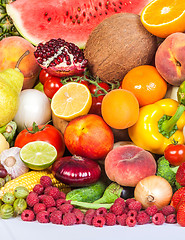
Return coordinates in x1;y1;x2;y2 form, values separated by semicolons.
73;208;84;224
166;214;177;224
26;191;39;207
84;214;94;225
56;198;66;208
123;207;129;214
47;187;60;200
58;203;73;214
145;205;158;216
105;213;116;226
84;209;95;225
136;211;150;225
128;200;142;212
125;198;136;207
161;205;175;216
33;203;46;214
59;191;66;199
38;194;46;203
44;186;54;195
95;207;107;216
114;198;126;208
33;184;44;195
42;195;56;208
21;209;35;221
92;215;105;227
36;211;50;223
152;213;165;225
127;209;138;218
50;210;63;224
116;213;127;226
62;212;76;226
40;176;52;188
110;203;124;216
47;207;57;215
126;216;137;227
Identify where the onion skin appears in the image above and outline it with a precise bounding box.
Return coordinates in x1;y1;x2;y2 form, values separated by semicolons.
134;175;173;209
52;155;101;187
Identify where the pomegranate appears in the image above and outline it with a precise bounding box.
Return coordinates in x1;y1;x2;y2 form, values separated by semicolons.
34;38;88;77
52;155;101;187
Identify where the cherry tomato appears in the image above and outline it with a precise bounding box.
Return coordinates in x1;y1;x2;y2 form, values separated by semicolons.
89;82;110;95
14;124;65;158
89;95;104;116
77;79;89;88
39;69;61;85
164;144;185;166
44;78;63;99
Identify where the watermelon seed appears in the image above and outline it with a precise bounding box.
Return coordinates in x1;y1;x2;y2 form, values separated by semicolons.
48;17;51;22
77;7;81;12
44;12;48;16
99;2;102;6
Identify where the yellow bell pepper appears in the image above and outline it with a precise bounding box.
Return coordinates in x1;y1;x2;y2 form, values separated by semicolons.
128;98;185;155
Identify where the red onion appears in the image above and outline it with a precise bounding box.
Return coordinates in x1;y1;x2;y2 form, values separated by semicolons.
52;155;101;187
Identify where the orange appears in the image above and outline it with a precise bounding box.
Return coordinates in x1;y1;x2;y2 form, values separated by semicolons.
101;89;139;130
51;82;92;121
140;0;185;38
121;65;167;107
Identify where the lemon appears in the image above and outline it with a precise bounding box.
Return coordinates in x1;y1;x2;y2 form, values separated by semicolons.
51;82;92;121
20;141;57;170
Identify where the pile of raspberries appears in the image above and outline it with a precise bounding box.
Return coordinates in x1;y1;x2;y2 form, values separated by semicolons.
21;176;177;227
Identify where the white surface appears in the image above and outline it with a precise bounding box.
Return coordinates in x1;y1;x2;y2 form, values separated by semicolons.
0;218;185;240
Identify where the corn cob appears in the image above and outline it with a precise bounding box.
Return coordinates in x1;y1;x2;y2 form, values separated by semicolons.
0;170;71;198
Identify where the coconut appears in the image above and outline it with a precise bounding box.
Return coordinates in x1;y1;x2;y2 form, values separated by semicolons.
84;13;158;83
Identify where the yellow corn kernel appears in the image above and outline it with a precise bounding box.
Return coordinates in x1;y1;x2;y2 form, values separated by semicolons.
0;170;70;198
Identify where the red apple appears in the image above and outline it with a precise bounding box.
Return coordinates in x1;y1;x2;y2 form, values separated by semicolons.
64;114;114;160
105;145;157;187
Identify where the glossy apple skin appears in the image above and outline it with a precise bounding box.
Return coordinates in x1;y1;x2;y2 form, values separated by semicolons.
155;32;185;86
52;155;101;186
64;114;114;160
105;145;157;187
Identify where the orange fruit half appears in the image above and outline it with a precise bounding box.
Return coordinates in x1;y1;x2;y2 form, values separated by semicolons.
51;82;92;121
140;0;185;38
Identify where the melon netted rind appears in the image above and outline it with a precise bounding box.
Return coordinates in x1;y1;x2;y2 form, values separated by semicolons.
6;0;153;48
84;13;158;83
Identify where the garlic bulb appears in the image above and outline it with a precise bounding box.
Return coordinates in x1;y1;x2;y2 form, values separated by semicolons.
0;147;29;179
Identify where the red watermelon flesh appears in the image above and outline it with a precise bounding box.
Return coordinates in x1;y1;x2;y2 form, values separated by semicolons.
6;0;153;48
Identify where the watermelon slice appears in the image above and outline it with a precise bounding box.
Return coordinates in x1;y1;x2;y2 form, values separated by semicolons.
6;0;153;48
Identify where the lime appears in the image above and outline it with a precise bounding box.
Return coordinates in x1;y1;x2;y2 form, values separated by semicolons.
20;141;57;170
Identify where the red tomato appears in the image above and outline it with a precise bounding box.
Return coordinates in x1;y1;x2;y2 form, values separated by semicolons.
14;124;65;158
89;82;110;95
164;144;185;166
39;69;61;85
44;78;63;99
77;79;89;88
89;95;104;116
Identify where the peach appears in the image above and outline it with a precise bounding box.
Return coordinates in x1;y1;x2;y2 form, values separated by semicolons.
105;145;157;187
0;36;41;89
155;32;185;86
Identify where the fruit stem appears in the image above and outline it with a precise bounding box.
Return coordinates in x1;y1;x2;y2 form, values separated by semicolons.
70;201;113;209
159;104;185;138
15;50;30;69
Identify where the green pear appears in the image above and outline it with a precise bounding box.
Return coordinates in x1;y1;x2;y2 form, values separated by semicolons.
0;51;29;127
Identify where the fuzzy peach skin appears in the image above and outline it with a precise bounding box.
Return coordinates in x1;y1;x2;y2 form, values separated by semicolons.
0;36;41;89
105;145;157;187
155;32;185;86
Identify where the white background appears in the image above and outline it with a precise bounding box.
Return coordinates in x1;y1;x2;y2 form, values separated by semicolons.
0;218;185;240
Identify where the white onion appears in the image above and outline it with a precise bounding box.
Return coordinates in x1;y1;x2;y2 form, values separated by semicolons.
14;89;51;132
134;175;173;209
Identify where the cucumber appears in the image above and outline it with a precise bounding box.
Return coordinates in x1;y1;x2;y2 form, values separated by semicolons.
66;181;106;203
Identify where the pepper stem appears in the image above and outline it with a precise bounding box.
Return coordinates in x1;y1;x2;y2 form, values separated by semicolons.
161;104;185;133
